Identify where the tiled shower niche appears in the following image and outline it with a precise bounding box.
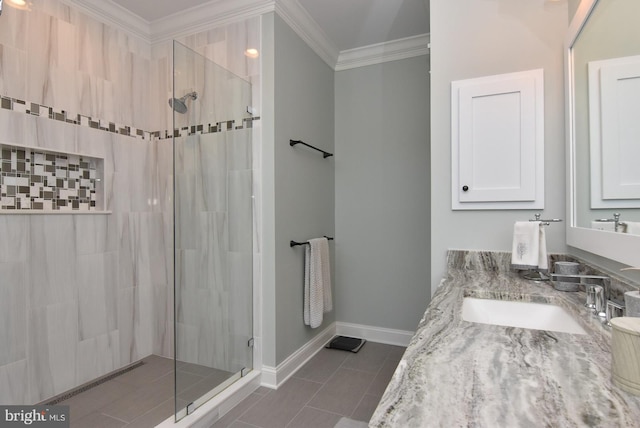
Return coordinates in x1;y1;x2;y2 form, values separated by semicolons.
0;144;102;212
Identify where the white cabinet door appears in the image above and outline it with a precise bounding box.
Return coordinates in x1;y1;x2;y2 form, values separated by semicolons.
451;69;544;210
589;56;640;207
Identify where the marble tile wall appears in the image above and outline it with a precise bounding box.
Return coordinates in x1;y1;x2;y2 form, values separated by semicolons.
174;101;254;373
149;18;261;134
0;0;168;404
164;19;262;376
0;108;173;404
0;0;261;405
0;0;153;131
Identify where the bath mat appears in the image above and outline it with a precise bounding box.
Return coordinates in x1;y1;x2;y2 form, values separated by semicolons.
326;335;366;353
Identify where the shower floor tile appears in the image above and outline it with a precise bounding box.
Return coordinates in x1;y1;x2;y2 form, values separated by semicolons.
59;355;235;428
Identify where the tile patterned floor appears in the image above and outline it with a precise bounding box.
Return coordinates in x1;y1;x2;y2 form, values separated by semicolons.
59;355;234;428
58;341;404;428
211;342;405;428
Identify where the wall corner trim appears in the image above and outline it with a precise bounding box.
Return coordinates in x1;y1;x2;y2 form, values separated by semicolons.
65;0;426;72
335;34;431;71
274;0;340;68
151;0;276;45
65;0;275;47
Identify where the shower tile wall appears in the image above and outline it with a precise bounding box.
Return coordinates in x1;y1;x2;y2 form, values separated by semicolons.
0;108;173;405
149;18;261;134
152;18;262;372
0;0;262;406
174;129;253;371
0;1;170;405
0;1;152;132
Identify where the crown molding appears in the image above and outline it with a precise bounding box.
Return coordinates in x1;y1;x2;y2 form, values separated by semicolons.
66;0;151;45
67;0;425;71
335;33;431;71
274;0;339;69
150;0;275;45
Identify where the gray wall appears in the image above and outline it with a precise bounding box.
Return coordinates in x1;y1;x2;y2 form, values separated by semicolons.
334;56;431;332
273;15;336;365
430;0;569;291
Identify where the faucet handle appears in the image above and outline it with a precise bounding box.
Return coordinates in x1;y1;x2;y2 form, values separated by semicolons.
606;300;625;326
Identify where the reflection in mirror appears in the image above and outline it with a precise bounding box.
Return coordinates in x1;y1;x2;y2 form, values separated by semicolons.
571;0;640;235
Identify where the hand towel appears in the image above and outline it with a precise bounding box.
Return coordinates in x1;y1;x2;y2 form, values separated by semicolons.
304;238;332;328
538;226;548;272
625;221;640;235
511;221;548;272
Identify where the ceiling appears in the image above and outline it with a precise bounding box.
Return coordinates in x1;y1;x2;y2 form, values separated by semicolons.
110;0;430;52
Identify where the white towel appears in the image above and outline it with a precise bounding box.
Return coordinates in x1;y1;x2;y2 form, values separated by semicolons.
304;238;332;328
511;221;548;272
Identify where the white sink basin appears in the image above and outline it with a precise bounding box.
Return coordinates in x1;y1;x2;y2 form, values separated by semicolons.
461;297;587;335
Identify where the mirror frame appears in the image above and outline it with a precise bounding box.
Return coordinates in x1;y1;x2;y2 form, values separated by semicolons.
566;0;640;268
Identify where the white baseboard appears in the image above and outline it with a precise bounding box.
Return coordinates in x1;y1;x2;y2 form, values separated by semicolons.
260;321;414;391
335;322;414;347
261;322;336;389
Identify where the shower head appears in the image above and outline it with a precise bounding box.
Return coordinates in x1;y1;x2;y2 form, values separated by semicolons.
169;91;198;114
169;97;188;114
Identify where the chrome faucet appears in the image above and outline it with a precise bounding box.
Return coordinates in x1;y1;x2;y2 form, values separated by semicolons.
550;273;621;323
594;212;627;232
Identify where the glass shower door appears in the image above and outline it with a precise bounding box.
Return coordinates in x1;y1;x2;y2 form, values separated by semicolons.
172;40;253;421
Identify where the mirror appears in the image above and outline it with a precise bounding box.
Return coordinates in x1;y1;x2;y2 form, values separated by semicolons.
567;0;640;266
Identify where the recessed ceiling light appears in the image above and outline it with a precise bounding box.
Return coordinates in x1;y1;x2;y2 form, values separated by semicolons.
244;48;259;59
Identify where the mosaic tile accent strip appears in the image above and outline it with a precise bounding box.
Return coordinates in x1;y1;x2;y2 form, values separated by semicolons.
0;94;259;142
155;116;260;140
0;95;152;141
0;144;100;211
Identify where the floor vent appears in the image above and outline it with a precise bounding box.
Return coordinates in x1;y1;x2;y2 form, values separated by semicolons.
41;361;145;405
326;336;366;353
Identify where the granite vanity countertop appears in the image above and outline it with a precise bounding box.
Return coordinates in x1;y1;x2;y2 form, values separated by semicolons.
369;268;640;427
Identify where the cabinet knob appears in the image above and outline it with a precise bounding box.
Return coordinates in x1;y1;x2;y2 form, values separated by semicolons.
462;185;469;192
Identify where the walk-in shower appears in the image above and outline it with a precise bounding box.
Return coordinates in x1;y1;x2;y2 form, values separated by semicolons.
169;91;198;114
0;5;254;420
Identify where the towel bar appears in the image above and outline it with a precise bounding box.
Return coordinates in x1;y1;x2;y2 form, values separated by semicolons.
290;236;334;247
289;139;333;158
529;213;563;226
